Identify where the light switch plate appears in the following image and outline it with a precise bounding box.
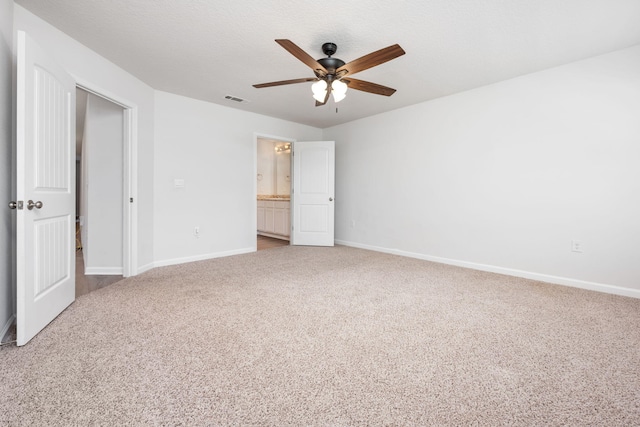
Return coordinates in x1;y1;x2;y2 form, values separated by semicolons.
571;240;583;253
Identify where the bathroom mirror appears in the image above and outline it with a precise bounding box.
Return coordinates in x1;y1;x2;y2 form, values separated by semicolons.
257;138;291;197
275;148;291;196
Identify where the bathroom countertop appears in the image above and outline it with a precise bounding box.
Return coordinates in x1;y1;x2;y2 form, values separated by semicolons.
257;195;290;201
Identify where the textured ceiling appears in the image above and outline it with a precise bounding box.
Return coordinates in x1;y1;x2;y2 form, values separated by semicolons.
15;0;640;128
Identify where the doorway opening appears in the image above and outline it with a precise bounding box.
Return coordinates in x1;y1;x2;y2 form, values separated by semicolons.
74;84;137;294
255;135;293;250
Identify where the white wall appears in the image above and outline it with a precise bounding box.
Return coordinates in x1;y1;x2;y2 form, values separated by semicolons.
153;91;321;265
0;0;13;338
80;94;123;274
14;5;155;272
324;45;640;297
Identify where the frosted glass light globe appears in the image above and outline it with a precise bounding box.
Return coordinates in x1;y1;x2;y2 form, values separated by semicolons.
311;80;328;102
331;80;348;102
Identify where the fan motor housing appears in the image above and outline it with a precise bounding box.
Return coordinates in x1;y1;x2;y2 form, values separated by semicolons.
317;57;345;74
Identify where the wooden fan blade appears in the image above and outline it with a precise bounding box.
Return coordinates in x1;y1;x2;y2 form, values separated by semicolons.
344;78;396;96
337;44;405;76
275;39;328;74
253;77;317;88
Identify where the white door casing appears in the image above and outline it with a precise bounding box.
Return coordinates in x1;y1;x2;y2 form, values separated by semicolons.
291;141;335;246
75;82;137;278
16;31;76;346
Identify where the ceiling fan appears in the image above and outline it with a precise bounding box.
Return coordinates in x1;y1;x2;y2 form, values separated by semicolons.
253;39;406;106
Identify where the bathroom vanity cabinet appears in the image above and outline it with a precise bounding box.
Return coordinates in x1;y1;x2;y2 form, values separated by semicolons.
257;200;290;240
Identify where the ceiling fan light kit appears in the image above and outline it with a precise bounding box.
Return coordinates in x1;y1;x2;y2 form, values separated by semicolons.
253;39;405;106
311;79;348;103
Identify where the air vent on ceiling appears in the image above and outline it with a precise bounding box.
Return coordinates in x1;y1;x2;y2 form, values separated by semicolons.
224;95;248;103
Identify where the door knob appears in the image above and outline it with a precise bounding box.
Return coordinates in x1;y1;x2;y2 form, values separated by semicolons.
329;197;333;201
9;201;17;209
27;200;43;210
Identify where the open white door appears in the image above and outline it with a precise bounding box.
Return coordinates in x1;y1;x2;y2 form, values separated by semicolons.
291;141;335;246
16;31;76;346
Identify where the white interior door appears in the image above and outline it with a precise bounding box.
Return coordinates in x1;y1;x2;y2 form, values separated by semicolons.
291;141;335;246
16;31;76;346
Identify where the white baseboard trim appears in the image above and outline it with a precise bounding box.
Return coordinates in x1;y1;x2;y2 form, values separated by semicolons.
137;262;155;275
153;247;255;268
335;239;640;299
1;314;15;342
84;267;123;275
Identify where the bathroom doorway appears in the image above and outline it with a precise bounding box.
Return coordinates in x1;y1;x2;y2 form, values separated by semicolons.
256;135;292;250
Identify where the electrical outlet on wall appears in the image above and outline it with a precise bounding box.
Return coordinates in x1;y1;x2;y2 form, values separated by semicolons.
194;226;200;238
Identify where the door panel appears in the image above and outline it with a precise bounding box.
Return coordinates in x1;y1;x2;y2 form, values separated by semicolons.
292;141;335;246
300;205;328;233
34;216;70;296
299;148;330;194
16;31;76;346
34;67;70;190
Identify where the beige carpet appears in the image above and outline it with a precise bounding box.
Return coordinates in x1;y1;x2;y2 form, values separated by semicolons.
1;245;639;425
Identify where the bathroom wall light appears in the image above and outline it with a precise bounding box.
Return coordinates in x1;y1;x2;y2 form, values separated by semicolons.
275;143;291;153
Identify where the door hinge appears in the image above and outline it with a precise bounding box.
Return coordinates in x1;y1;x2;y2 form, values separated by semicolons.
130;197;134;203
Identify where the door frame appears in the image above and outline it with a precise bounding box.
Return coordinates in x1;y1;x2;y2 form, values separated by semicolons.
253;132;295;250
75;78;138;277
